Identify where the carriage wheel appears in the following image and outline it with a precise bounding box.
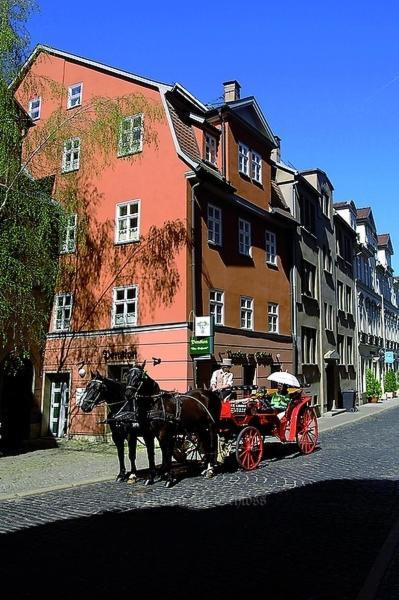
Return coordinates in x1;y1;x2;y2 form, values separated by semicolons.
296;407;318;454
235;426;264;470
173;433;203;463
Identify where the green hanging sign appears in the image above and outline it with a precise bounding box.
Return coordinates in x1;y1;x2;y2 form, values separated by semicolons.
189;336;211;355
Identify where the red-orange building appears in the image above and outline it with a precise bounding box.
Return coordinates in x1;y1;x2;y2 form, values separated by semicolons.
16;46;295;439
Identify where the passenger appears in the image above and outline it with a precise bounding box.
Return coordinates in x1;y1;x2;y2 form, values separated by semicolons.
210;358;234;400
270;382;290;418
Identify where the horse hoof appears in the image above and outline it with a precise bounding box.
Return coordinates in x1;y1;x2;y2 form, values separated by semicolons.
116;474;126;482
165;478;176;488
144;478;154;486
127;474;138;484
202;468;214;479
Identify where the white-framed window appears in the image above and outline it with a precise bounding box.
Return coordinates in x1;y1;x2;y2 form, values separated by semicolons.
239;218;251;256
204;133;217;164
208;204;222;246
302;261;316;298
251;151;262;183
323;247;332;273
54;293;72;331
115;200;140;243
265;230;277;265
67;83;83;109
302;327;316;364
210;289;224;325
240;296;253;330
60;214;77;254
337;281;344;311
338;335;345;365
28;96;41;120
238;143;249;176
324;303;333;331
112;286;138;327
268;303;279;333
62;138;81;172
346;285;353;314
118;113;144;157
347;337;353;364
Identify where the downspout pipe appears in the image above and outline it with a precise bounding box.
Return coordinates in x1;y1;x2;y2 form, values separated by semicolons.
191;180;201;387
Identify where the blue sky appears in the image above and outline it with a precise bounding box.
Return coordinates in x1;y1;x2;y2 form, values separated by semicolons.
28;0;399;272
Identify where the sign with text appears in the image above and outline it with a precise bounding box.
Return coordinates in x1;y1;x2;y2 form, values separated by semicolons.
190;336;211;356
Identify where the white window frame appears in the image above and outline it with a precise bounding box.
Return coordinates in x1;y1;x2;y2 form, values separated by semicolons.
239;218;251;256
54;293;73;331
240;296;253;330
28;96;41;120
208;204;222;246
265;230;277;265
347;337;353;365
60;214;77;254
67;83;83;109
238;143;249;176
210;289;224;325
112;285;138;328
62;138;81;172
115;200;140;244
302;327;317;364
118;113;144;157
251;151;262;183
268;303;279;333
205;133;217;164
337;281;344;311
338;335;345;365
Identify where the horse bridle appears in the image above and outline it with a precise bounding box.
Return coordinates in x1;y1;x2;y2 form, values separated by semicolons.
82;378;107;410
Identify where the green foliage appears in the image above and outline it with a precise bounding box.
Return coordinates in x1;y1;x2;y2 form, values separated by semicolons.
365;368;381;398
384;369;397;393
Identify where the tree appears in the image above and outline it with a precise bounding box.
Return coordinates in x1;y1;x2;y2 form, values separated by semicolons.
365;368;381;400
384;369;397;394
0;0;62;362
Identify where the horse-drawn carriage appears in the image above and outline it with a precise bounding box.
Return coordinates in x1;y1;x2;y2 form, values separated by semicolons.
78;362;318;486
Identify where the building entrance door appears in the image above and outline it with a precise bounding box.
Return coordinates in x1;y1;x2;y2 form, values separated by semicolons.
49;376;69;437
325;362;336;411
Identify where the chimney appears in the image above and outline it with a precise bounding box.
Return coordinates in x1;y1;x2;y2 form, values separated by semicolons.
223;80;241;103
271;136;281;163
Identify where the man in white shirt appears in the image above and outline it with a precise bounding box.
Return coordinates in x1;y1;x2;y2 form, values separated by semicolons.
210;358;234;400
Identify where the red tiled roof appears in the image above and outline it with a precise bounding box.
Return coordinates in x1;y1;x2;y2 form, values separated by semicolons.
166;100;200;163
378;234;390;247
356;207;371;219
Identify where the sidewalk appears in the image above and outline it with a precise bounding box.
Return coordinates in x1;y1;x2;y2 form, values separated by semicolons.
0;397;398;500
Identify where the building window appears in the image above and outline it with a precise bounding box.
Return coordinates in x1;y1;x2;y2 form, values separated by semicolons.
300;195;316;234
208;204;222;246
302;327;316;364
265;230;277;265
338;335;345;365
268;303;279;333
323;247;332;273
347;337;353;364
324;303;334;331
112;286;138;327
60;214;77;254
238;143;249;176
28;96;41;120
240;296;253;330
118;114;144;157
67;83;83;109
54;293;72;331
251;151;262;183
346;285;353;314
204;133;217;164
337;281;344;311
210;289;224;325
62;138;80;172
321;191;329;216
239;218;251;256
115;201;140;243
302;261;316;298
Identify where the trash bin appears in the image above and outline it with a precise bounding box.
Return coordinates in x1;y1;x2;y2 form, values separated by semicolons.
341;389;357;412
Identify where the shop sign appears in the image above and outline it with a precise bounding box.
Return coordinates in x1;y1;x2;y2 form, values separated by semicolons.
384;351;394;364
195;316;213;337
103;349;137;362
190;337;211;355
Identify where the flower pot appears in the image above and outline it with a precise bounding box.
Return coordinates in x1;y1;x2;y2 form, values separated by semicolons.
368;396;379;403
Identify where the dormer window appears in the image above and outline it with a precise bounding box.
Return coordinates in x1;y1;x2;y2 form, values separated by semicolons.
67;83;83;109
204;133;217;164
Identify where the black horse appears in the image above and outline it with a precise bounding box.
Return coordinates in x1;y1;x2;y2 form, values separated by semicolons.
78;371;157;484
124;362;221;487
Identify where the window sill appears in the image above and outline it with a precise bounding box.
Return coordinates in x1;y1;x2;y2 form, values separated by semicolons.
266;260;278;268
208;240;222;249
117;149;142;158
62;168;79;174
67;104;82;110
115;239;140;246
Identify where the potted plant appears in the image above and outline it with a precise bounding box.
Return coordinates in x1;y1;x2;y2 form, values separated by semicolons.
384;370;396;399
365;369;381;403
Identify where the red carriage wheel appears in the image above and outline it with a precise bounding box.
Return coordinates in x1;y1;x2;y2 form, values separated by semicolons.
296;407;318;454
235;426;264;470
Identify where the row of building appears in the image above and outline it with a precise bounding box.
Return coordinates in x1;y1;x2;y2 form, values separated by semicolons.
5;44;399;441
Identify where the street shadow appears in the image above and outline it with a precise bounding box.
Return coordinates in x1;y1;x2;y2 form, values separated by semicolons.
0;478;398;600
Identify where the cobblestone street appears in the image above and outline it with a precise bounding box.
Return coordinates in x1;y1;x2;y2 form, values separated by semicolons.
1;405;399;600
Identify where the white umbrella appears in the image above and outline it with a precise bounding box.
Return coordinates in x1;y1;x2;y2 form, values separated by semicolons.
267;371;301;388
